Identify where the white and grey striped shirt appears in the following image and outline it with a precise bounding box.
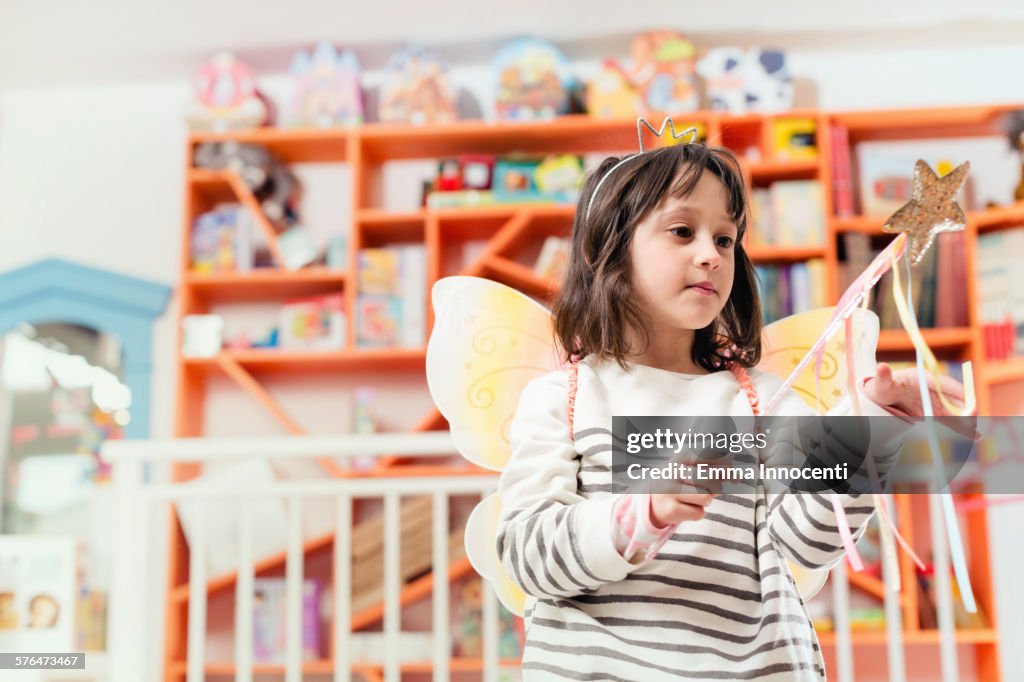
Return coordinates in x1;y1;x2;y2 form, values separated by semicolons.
497;357;906;681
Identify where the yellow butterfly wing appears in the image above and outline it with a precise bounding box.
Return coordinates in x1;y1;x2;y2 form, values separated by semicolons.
464;493;529;615
427;276;564;615
761;306;880;414
760;306;880;599
426;276;564;471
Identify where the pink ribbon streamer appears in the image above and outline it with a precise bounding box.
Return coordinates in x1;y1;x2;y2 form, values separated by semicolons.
763;234;907;416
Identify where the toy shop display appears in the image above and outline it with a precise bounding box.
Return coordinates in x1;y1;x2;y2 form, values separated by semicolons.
379;45;458;125
534;154;584;199
190;204;254;273
629;31;700;116
585;32;698;119
451;577;524;659
771;118;818;160
355;246;426;348
185;52;273;132
192;141;324;271
696;47;793;113
425;153;582;207
532;236;570;282
181;315;225;358
276;226;318;271
253;578;322;663
493;38;572;120
434;155;496;194
193;142;299;228
493;158;540;197
284;41;364;128
279;293;346;350
585;60;636;119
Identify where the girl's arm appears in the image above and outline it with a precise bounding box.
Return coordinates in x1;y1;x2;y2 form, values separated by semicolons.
497;370;639;598
759;371;910;570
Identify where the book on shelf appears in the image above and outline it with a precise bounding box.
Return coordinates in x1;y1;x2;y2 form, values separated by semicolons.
350;496;466;614
355;245;426;348
857;147;976;217
253;577;322;663
426;189;573;209
771;180;826;246
191;204;254;273
977;228;1024;360
533;236;569;282
451;576;524;659
748;188;773;247
840;232;963;331
279;293;346;350
755;259;827;324
829;122;854;217
916;565;989;631
747;181;825;247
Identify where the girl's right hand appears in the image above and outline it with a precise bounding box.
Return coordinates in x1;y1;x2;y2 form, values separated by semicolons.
650;492;715;527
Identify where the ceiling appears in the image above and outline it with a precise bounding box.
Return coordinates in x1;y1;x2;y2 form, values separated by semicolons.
4;0;1024;89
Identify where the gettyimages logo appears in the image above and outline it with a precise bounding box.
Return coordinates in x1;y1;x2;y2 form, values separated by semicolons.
611;415;986;495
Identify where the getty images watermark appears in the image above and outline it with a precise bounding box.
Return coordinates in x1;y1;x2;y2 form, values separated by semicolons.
608;415;1024;496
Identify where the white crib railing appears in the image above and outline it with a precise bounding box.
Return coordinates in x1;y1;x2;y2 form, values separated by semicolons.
102;433;968;682
103;432;504;682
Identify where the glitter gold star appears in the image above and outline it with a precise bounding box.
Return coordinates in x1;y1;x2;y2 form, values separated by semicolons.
882;159;969;266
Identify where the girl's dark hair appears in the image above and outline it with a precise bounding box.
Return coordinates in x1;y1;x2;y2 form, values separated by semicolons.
552;142;762;372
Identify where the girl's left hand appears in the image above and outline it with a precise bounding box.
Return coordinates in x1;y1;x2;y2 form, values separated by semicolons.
861;362;974;418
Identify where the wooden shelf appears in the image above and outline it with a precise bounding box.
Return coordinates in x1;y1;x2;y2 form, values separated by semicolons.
482;257;558;298
816;628;999;647
832;215;887;235
981;355;1024;385
358;203;574;223
358;115;672;160
188;127;350;164
745;244;826;263
748;158;820;181
877;327;973;352
834;202;1024;236
171;532;336;605
972;201;1024;234
831;103;1017;141
356;209;426;226
183;348;426;374
433;203;576;222
184;268;346;302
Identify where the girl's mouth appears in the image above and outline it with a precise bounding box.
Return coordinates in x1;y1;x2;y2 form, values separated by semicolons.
687;282;716;296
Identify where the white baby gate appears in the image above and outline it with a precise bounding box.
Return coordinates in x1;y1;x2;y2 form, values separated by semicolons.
102;432;968;682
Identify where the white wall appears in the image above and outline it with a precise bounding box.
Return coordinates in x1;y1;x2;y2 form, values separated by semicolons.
2;40;1023;680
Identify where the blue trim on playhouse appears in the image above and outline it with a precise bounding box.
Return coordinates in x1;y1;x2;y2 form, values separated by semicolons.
0;258;171;438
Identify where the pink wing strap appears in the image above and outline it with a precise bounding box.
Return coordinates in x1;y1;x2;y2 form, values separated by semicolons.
567;361;579;443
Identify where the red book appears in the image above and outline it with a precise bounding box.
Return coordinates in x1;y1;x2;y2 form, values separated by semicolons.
934;234;954;328
830;123;855;217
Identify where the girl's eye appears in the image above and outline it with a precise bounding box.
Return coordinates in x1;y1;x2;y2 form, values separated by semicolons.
716;235;735;248
669;226;693;238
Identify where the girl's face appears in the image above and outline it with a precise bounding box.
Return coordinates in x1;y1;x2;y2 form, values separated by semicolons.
628;170;737;334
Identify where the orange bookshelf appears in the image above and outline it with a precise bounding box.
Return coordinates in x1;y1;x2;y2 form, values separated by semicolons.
167;104;1023;680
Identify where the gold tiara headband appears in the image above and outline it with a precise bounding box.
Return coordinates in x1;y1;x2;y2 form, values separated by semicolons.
585;117;700;220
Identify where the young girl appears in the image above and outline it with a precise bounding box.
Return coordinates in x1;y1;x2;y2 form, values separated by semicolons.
496;141;968;680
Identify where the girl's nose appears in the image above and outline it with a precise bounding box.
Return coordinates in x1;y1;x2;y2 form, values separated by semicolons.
694;235;721;270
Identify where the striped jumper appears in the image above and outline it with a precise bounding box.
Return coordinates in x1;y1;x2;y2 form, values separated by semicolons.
497;356;906;681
